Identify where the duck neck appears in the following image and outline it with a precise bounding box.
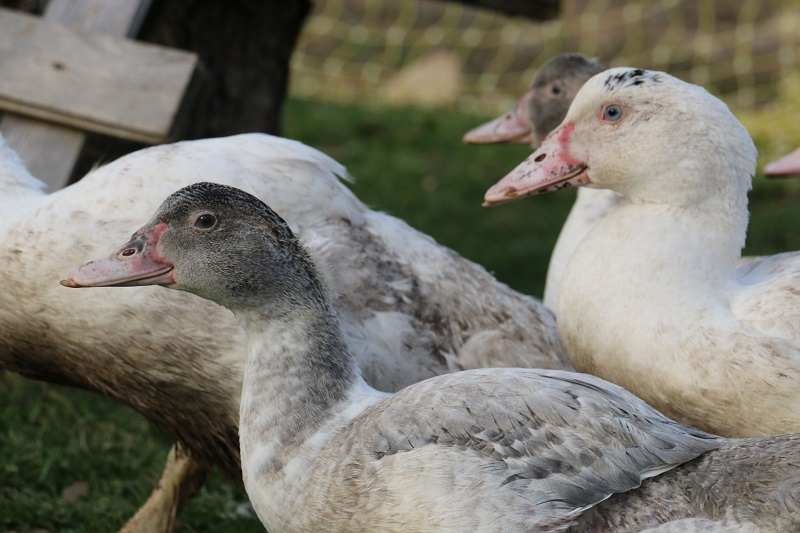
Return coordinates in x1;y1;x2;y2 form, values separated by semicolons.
544;188;628;311
645;171;750;275
622;133;753;273
233;294;365;482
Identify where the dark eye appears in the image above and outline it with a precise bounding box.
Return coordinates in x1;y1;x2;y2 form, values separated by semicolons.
551;83;562;95
603;104;623;122
194;213;217;231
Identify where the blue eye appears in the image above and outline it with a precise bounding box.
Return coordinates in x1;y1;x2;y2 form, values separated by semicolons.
603;104;623;122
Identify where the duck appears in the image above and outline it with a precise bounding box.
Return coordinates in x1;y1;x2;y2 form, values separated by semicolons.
765;147;800;177
464;53;624;311
64;181;800;532
484;67;800;438
466;53;799;313
1;133;569;530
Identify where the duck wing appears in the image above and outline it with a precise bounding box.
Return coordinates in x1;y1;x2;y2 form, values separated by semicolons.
319;369;719;531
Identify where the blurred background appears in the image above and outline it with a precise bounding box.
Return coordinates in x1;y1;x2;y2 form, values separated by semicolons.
283;0;800;299
291;0;800;112
2;0;800;531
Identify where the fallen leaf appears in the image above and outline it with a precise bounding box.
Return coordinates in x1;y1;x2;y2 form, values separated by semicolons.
61;481;89;502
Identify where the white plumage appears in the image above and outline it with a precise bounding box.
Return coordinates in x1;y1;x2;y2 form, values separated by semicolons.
485;67;800;437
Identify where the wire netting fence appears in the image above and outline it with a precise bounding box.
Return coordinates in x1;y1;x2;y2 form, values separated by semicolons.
289;0;800;114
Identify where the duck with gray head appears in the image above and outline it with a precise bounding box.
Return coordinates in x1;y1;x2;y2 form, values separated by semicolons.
464;53;625;312
64;182;800;532
4;133;569;531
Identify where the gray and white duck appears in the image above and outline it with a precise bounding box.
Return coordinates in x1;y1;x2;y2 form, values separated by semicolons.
65;181;800;532
3;133;568;530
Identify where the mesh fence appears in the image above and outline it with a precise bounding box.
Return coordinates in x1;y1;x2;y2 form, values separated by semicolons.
289;0;800;114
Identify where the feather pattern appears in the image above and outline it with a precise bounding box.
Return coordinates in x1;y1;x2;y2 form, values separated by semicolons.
67;181;800;532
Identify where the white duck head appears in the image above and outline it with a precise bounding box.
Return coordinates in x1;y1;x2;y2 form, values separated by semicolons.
485;68;757;209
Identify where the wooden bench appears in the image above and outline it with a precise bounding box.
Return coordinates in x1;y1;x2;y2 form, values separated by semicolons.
0;0;198;190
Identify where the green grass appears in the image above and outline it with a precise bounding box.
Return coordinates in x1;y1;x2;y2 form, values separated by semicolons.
2;97;799;532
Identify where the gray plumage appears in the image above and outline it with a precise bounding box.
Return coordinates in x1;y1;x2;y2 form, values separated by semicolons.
69;181;800;532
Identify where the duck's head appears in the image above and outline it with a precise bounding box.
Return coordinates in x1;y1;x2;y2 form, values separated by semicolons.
483;67;757;207
62;182;319;313
463;53;605;147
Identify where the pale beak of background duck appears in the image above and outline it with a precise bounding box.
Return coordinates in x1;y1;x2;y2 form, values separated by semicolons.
462;89;534;145
483;122;589;207
61;223;174;288
764;147;800;178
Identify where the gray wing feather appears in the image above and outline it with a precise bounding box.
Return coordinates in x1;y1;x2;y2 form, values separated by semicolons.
349;368;720;519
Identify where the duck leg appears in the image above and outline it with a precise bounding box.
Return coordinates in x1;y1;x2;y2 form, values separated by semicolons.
119;443;209;533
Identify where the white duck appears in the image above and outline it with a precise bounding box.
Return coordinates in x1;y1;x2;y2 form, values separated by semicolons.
485;67;800;437
64;181;800;532
1;133;569;530
467;53;798;313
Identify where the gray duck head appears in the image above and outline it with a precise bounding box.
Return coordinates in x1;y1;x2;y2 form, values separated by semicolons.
63;182;327;315
463;53;606;146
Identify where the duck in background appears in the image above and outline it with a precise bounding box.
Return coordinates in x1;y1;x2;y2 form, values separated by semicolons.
64;181;800;533
1;133;568;531
464;53;625;311
485;67;800;438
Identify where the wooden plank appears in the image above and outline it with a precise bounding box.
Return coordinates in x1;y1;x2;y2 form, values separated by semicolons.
0;7;197;144
1;0;157;190
44;0;153;37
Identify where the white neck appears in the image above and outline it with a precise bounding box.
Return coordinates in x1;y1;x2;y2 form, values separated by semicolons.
544;188;628;312
235;305;384;529
561;187;747;328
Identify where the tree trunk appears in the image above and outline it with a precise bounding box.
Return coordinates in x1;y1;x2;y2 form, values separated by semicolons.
69;0;311;180
138;0;312;138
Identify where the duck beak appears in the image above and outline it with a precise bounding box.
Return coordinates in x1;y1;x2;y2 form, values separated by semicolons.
764;148;800;178
483;121;589;207
463;90;534;145
61;223;174;288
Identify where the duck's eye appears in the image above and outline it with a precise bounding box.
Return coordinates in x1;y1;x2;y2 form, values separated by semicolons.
603;104;623;122
551;83;562;95
194;213;217;231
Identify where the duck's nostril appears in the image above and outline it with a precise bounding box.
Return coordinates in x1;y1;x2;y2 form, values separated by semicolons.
121;248;136;257
534;153;546;163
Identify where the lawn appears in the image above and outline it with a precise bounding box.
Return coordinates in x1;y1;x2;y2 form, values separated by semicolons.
2;97;799;532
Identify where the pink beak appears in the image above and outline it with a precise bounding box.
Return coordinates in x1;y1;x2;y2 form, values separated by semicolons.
483;121;589;207
764;148;800;178
61;223;174;288
463;90;534;145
